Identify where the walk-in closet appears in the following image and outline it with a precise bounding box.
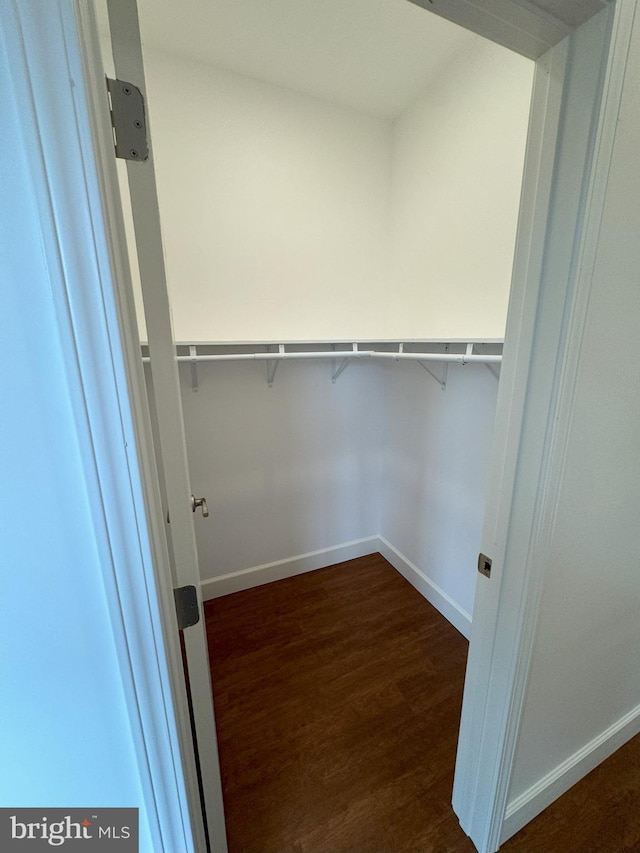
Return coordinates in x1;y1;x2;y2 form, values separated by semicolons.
110;0;533;620
8;1;635;851
100;0;534;847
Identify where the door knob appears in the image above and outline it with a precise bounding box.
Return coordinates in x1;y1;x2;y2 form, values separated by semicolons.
191;495;209;518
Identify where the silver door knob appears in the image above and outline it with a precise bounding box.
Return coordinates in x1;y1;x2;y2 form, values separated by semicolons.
191;495;209;518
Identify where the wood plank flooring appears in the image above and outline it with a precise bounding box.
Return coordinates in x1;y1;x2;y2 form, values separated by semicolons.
499;730;640;853
204;554;640;852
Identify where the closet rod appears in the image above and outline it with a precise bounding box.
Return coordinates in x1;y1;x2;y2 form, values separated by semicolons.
154;350;501;365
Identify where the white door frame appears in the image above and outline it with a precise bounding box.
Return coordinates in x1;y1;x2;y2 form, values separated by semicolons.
73;2;227;851
62;1;634;852
102;2;228;849
453;1;637;850
3;1;202;850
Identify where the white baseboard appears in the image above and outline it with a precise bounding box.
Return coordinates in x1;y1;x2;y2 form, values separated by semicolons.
501;702;640;844
201;536;380;599
201;535;472;641
376;536;472;639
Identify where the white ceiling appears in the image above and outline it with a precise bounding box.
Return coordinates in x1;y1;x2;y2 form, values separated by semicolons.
136;0;484;119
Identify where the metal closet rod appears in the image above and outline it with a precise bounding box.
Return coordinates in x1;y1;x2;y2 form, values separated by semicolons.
145;345;502;365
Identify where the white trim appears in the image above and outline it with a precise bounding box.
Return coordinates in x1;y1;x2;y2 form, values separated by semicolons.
201;535;472;642
201;537;380;599
72;4;212;852
7;2;196;850
104;2;228;850
452;38;570;849
501;703;640;842
377;538;471;640
453;4;635;851
409;0;595;59
497;4;639;845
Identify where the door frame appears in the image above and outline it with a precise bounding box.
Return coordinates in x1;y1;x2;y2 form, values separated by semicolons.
72;2;224;851
453;1;636;850
100;2;229;850
3;1;201;850
66;1;634;852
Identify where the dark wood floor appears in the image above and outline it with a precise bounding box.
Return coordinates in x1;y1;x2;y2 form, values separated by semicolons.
205;554;640;853
499;729;640;853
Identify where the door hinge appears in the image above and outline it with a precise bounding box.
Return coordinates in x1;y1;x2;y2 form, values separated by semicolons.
174;585;200;630
106;77;149;161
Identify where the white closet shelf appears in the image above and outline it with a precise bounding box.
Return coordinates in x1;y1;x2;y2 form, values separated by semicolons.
141;341;502;390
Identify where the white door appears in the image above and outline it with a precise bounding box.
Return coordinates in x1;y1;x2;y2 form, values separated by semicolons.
82;2;228;851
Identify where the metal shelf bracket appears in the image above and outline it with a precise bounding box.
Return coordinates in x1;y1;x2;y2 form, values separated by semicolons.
266;344;284;387
189;345;198;392
418;344;448;390
418;360;448;390
331;343;357;383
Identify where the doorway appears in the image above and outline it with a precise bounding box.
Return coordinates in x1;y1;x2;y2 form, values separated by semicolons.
99;6;531;844
92;1;628;852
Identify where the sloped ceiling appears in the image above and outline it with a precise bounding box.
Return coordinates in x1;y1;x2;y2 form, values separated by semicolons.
523;0;610;28
132;0;609;119
137;0;486;119
408;0;612;58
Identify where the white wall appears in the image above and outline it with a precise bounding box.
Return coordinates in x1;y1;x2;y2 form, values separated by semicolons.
1;185;149;828
378;362;499;619
180;359;383;577
507;4;640;810
128;17;527;635
178;357;498;632
144;49;391;343
137;39;532;342
390;41;532;339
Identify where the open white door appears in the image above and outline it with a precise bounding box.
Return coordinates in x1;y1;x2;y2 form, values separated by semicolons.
74;2;228;851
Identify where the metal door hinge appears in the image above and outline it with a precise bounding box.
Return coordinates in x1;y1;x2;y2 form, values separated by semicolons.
174;585;200;630
106;77;149;161
478;553;492;578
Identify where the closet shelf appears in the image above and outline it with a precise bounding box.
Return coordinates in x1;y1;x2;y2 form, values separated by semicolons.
141;341;502;391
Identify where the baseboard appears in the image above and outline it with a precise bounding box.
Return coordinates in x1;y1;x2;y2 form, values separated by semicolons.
201;535;473;641
376;536;472;640
501;702;640;844
201;536;380;599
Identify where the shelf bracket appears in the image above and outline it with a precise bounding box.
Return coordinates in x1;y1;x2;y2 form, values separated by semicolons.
331;343;357;384
485;363;500;381
332;359;350;383
417;343;448;390
189;345;199;392
418;361;447;390
266;344;284;387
